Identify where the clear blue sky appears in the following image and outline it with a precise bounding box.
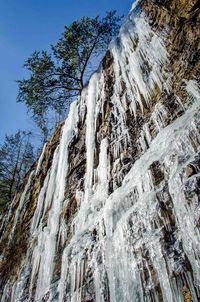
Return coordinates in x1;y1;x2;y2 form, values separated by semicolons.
0;0;133;143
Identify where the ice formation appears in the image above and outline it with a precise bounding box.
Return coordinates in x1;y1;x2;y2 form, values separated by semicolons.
0;0;200;301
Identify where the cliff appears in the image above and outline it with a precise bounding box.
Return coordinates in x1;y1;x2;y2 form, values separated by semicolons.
0;0;200;301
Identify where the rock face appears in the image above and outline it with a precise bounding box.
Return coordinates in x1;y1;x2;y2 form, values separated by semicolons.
0;0;200;301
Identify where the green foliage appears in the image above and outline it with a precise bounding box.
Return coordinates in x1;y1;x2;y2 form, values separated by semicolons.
17;11;122;140
0;131;35;206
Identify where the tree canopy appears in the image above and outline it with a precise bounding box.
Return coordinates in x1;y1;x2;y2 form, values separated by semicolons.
0;131;35;206
17;11;122;140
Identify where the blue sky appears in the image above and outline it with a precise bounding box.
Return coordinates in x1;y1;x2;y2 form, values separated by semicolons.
0;0;133;143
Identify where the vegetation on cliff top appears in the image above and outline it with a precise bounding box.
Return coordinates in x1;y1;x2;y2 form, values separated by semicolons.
17;11;122;141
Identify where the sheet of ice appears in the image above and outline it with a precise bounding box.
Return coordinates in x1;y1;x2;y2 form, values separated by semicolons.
57;79;200;302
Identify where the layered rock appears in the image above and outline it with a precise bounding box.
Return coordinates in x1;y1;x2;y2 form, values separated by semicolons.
0;0;200;301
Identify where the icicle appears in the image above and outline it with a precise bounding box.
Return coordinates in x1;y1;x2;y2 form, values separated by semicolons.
35;143;46;175
84;73;100;203
9;171;34;241
94;138;109;200
30;100;79;301
152;103;168;131
185;80;200;103
31;171;50;234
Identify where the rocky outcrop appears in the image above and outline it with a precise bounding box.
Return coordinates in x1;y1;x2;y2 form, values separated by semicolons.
0;0;200;301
